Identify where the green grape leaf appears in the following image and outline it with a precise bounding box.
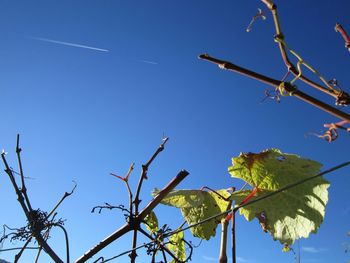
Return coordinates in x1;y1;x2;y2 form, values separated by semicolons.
153;189;231;240
229;149;329;245
168;231;186;263
144;211;158;234
228;148;322;190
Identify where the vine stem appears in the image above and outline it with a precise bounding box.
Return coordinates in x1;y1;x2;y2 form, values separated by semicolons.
16;134;33;213
138;228;178;261
130;138;169;262
232;213;236;263
219;219;229;263
335;23;350;52
198;54;350;122
75;170;189;263
261;0;349;103
1;143;64;263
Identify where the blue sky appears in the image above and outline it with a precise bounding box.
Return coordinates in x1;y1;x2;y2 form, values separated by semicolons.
0;0;349;262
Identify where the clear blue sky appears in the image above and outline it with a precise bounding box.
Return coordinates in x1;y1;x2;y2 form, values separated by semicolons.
0;1;349;262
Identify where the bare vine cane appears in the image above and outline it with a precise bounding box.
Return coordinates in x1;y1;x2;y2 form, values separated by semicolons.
198;54;350;123
261;0;350;105
199;0;350;141
131;137;169;262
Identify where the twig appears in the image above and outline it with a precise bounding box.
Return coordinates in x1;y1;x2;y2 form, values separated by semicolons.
261;1;350;105
56;224;70;263
161;248;168;263
34;245;43;263
0;246;38;252
182;239;194;262
134;138;169;209
1;151;63;263
99;241;154;262
14;237;32;263
46;181;77;220
92;257;104;263
75;170;189;263
131;137;169;262
111;162;135;215
16;134;33;213
199;54;350;122
246;8;266;32
35;230;50;263
91;203;130;221
138;227;178;262
335;23;350;52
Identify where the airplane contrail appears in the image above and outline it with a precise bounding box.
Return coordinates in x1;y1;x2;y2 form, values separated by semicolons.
137;59;158;65
31;37;109;52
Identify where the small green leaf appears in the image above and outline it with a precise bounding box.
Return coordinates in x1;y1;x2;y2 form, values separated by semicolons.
168;231;186;263
144;211;158;234
153;189;231;240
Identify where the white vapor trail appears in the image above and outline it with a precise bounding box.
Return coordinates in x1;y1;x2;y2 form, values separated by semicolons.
31;37;109;52
137;59;158;65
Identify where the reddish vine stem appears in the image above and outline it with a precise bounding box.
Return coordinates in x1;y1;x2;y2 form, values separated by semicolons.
199;54;350;122
110;163;135;217
335;23;350;52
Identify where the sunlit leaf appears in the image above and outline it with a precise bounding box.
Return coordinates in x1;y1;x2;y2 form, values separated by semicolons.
168;231;185;263
153;189;231;240
228;148;323;190
144;211;158;234
229;149;329;245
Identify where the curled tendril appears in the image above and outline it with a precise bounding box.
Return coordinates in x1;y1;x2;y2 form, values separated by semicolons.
246;8;266;32
328;78;350;106
328;78;341;90
0;209;65;246
309;120;349;142
261;89;281;103
315;126;338;142
91;203;130;221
